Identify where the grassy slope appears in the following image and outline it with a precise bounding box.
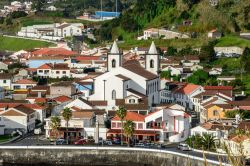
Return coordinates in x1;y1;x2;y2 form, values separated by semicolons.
119;38;206;49
216;36;250;48
211;58;250;95
211;58;240;71
0;36;56;51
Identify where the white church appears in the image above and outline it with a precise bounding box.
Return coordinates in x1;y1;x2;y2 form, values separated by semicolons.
87;41;161;112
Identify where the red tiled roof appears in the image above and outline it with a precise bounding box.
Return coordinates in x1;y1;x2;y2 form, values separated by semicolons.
204;86;233;90
26;68;37;72
32;48;77;56
14;79;37;84
38;63;53;69
53;96;71;103
175;84;200;95
112;112;145;122
34;98;47;103
71;106;81;111
75;56;100;61
0;103;44;110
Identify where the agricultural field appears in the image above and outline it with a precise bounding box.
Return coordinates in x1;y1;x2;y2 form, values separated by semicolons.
0;36;56;51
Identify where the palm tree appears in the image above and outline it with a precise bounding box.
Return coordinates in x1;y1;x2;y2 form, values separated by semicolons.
202;133;215;151
116;106;127;145
62;107;72;144
50;116;61;140
123;120;135;147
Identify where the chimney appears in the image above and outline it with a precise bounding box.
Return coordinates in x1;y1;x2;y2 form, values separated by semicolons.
38;92;42;98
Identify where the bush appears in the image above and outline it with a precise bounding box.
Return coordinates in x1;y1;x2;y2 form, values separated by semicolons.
10;11;28;19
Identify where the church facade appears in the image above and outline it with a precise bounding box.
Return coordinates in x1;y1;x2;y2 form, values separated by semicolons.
89;41;161;112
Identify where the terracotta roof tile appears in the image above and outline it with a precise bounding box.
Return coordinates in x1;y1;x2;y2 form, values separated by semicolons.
112;112;145;122
1;109;24;116
75;56;101;61
14;104;36;115
14;79;37;84
204;86;233;90
32;48;77;56
53;96;71;103
72;111;94;119
175;84;200;95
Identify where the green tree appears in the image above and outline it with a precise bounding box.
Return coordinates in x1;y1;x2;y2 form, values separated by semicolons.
186;135;203;149
202;133;215;151
166;46;177;56
160;71;171;79
5;17;12;26
32;0;46;12
240;47;250;81
187;69;209;85
123;120;135;147
62;107;72;144
50;116;61;139
116;106;127;146
199;41;216;62
225;110;250;119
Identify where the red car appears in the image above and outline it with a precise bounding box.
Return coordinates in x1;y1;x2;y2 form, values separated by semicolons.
74;139;87;145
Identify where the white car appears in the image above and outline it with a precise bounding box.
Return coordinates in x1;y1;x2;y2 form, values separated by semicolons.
177;143;191;151
34;128;42;135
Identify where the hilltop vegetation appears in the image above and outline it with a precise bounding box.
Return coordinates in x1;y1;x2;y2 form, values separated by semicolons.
95;0;250;42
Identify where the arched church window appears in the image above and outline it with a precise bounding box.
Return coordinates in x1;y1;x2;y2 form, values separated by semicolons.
112;59;116;68
112;90;116;100
150;59;154;68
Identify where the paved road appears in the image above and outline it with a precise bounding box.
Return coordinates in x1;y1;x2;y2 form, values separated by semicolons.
167;147;228;164
3;134;229;164
4;133;50;146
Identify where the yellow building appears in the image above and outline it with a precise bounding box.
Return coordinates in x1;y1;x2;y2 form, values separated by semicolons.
205;104;234;121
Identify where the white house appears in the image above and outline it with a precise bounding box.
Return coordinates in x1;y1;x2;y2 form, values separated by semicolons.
208;29;222;39
37;63;71;78
11;79;37;90
0;73;13;90
0;104;36;135
0;62;8;71
0;103;46;123
191;122;234;140
45;109;107;141
162;65;183;76
143;28;159;40
54;23;82;38
209;67;222;75
46;5;57;11
160;83;203;111
107;104;190;143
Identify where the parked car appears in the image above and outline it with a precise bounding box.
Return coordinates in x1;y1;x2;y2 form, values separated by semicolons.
105;140;113;145
135;143;144;147
177;143;191;151
74;139;87;145
34;128;42;135
56;138;67;145
113;138;121;144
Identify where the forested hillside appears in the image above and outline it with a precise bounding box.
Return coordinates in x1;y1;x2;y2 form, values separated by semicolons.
96;0;250;41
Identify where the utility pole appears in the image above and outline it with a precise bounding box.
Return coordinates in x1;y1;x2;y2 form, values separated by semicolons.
101;0;103;20
116;0;118;17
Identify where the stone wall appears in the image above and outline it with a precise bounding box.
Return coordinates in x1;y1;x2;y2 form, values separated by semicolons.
0;147;219;166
